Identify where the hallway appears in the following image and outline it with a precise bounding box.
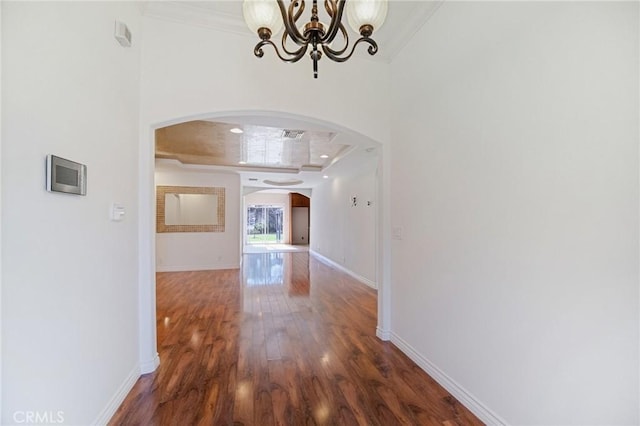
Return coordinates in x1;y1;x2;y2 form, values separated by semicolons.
110;252;481;425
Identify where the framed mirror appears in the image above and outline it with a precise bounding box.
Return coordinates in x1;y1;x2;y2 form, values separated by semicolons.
156;185;225;233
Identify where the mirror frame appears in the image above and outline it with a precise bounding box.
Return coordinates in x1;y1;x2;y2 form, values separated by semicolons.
156;185;225;233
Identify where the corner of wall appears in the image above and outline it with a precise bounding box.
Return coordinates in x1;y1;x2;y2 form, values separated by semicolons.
375;327;391;341
140;353;160;375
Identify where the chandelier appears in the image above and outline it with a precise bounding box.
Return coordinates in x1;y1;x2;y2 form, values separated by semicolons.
242;0;388;78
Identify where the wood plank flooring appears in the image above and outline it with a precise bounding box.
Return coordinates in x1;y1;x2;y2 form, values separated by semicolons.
109;252;482;425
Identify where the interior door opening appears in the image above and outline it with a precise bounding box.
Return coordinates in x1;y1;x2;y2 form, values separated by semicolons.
247;204;284;244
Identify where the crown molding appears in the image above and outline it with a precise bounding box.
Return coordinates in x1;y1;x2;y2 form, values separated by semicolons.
143;1;253;38
378;0;444;62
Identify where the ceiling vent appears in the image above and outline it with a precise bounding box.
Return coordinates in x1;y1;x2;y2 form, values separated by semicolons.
248;178;258;182
282;129;305;139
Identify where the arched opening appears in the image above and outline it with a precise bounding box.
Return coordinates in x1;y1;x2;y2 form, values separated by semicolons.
138;110;390;373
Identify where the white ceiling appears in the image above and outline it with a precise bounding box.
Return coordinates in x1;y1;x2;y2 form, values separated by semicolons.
145;1;441;189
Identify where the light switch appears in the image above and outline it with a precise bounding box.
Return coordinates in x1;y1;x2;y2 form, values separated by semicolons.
111;203;126;222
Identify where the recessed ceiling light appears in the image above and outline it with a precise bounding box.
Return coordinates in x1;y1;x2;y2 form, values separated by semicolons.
320;154;329;159
230;128;243;134
238;161;247;165
323;175;329;179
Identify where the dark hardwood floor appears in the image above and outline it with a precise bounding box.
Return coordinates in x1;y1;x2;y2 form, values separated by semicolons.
109;252;482;425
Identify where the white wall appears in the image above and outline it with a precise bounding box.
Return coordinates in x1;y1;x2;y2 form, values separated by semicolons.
156;168;240;271
244;192;291;245
311;157;377;286
2;2;141;424
138;16;391;365
390;2;639;424
139;17;391;145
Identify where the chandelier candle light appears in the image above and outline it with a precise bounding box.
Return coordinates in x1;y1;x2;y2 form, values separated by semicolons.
243;0;388;78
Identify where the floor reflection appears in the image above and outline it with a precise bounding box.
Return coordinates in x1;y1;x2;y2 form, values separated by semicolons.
243;243;309;254
112;252;481;425
242;252;310;296
243;253;284;286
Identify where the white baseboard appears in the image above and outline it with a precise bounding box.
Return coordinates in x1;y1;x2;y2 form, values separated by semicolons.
310;250;377;289
92;363;140;425
140;352;160;374
376;327;391;341
390;332;507;426
156;263;239;272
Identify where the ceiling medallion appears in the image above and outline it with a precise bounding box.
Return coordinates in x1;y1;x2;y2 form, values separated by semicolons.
243;0;388;78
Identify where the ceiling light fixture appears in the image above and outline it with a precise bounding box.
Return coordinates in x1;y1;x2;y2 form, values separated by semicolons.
323;175;329;179
320;154;329;159
230;127;244;134
243;0;388;78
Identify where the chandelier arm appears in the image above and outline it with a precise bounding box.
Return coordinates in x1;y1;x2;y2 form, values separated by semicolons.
277;0;306;45
321;23;349;56
254;39;308;63
323;0;337;18
281;31;308;57
321;37;378;62
292;0;305;23
321;0;347;44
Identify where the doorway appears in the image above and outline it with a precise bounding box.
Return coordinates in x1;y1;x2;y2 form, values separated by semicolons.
291;207;309;244
289;193;310;246
246;204;284;244
139;112;389;375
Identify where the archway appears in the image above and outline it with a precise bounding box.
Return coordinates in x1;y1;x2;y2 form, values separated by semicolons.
138;110;390;373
